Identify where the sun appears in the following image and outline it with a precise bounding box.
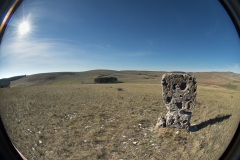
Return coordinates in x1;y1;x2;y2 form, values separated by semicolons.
18;21;31;35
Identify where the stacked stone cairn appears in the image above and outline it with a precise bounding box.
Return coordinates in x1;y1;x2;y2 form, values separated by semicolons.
156;73;197;130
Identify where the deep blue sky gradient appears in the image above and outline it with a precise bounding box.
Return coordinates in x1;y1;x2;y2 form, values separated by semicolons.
0;0;239;78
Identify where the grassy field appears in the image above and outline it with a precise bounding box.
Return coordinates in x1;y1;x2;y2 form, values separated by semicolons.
0;81;240;159
8;70;240;87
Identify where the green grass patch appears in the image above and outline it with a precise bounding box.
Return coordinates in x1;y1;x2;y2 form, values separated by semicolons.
220;84;238;90
232;80;240;83
52;80;82;85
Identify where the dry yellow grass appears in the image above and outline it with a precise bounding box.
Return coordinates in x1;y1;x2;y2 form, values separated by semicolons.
0;83;239;159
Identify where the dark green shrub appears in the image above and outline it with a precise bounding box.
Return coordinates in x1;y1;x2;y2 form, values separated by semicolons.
117;88;124;91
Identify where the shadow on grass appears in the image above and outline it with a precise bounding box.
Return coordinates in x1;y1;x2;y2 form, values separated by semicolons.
190;114;231;132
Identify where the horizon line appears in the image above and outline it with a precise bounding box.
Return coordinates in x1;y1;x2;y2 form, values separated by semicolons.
0;69;239;79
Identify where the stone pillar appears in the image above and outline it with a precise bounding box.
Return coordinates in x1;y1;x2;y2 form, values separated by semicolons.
156;73;197;130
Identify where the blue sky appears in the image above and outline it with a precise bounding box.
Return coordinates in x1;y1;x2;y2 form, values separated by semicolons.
0;0;240;78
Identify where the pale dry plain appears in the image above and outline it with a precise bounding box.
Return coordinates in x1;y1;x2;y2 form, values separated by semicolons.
0;71;240;160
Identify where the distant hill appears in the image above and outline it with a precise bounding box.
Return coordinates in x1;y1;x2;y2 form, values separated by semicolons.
6;70;240;90
0;75;26;88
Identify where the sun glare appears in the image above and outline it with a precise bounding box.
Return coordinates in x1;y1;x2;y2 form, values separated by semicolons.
18;21;30;35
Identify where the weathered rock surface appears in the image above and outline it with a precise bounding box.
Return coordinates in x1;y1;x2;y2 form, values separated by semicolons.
156;73;197;130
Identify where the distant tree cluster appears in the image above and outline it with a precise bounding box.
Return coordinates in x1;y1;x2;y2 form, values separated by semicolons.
94;76;118;83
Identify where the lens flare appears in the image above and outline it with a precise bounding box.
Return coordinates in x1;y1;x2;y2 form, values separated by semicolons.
18;21;30;35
